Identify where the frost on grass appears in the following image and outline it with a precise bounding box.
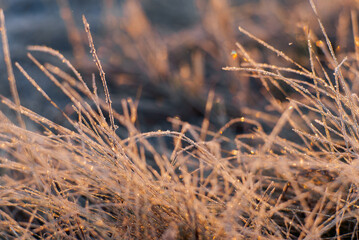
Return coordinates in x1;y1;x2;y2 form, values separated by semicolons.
0;2;359;240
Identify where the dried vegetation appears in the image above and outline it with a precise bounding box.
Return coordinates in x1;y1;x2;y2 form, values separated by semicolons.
0;0;359;239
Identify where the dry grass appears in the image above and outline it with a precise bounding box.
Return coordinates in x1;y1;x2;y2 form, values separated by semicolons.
0;0;359;239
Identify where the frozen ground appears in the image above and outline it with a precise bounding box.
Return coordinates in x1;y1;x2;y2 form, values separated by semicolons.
0;0;236;132
0;0;345;133
0;0;207;130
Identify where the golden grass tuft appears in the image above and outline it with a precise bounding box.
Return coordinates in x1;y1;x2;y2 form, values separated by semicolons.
0;1;359;239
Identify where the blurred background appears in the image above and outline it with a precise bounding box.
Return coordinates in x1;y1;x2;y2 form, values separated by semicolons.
0;0;356;135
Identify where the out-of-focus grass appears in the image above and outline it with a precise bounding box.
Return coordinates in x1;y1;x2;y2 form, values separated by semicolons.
0;0;359;239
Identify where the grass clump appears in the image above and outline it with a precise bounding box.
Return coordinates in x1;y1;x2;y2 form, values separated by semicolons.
1;0;359;239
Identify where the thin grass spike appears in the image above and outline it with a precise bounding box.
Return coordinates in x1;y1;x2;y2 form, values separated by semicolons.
0;9;25;128
82;15;116;133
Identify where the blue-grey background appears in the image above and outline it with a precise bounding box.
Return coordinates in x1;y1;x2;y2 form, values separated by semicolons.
0;0;346;133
